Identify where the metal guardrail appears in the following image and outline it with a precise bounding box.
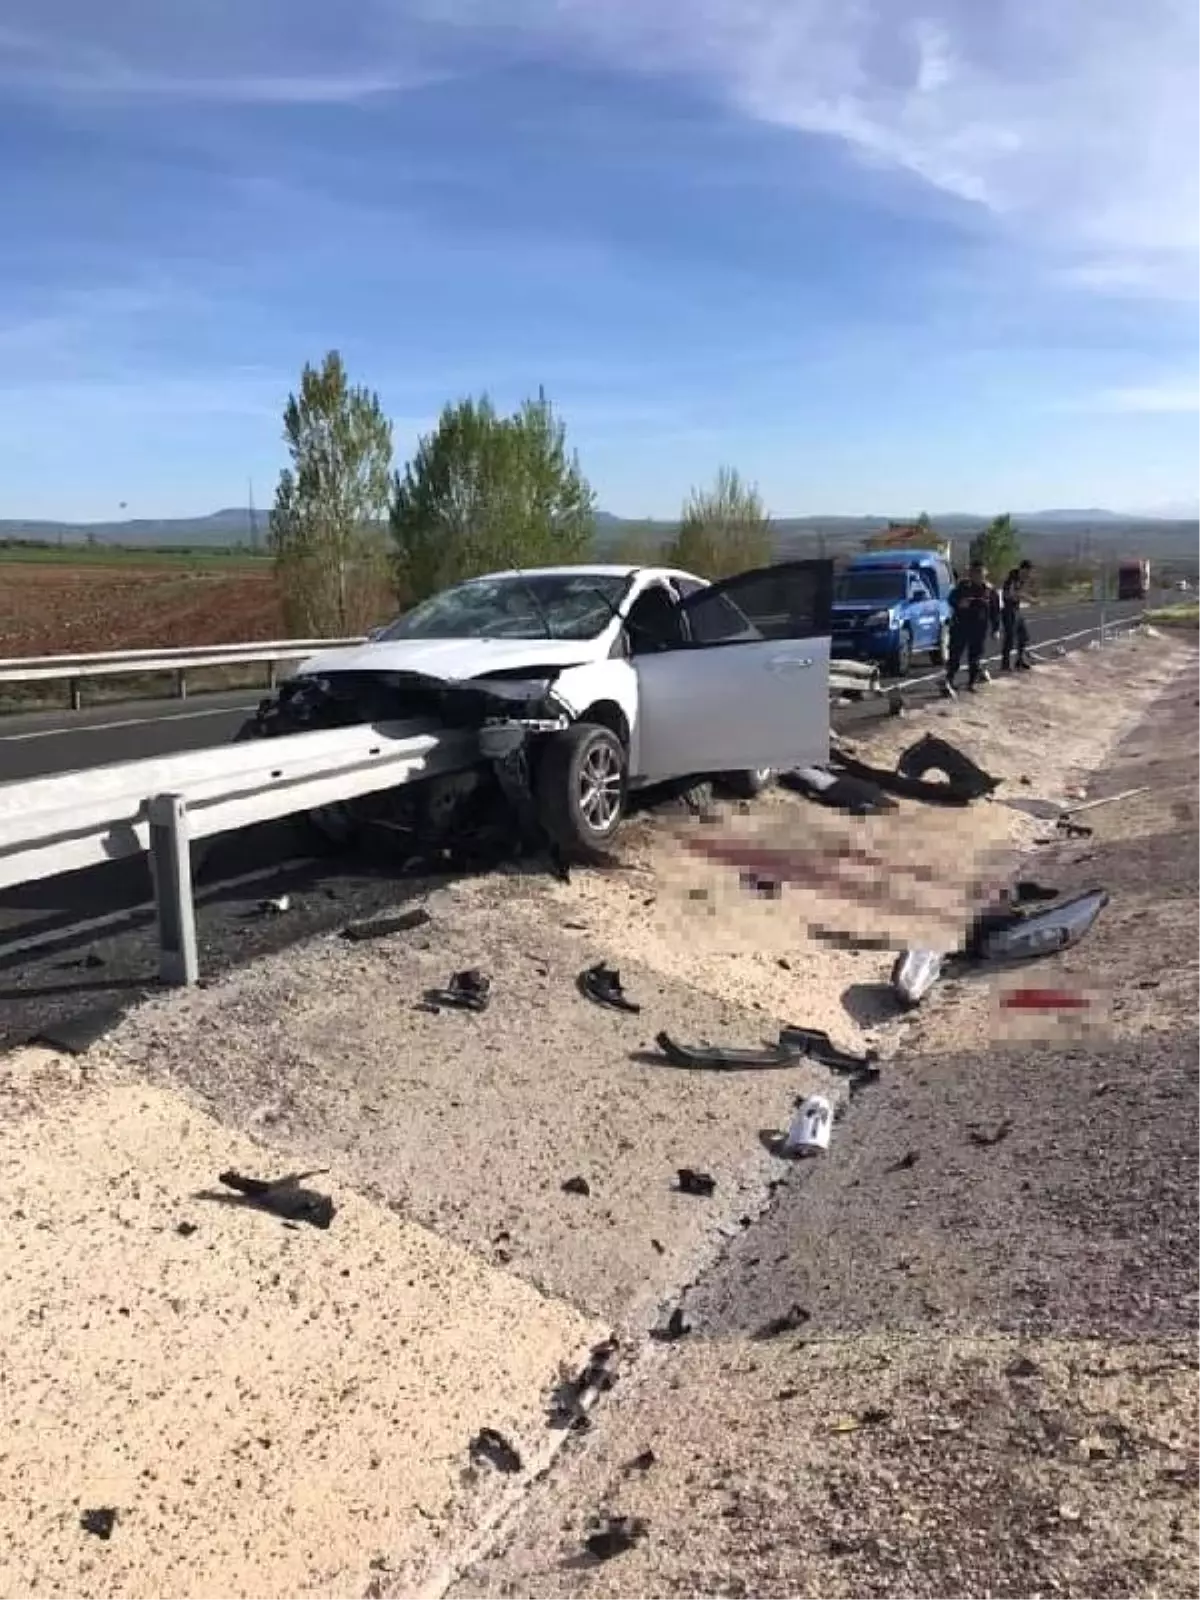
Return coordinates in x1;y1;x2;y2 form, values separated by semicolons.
0;719;475;984
0;637;365;709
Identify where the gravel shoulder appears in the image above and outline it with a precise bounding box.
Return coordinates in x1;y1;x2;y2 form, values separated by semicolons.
0;629;1193;1599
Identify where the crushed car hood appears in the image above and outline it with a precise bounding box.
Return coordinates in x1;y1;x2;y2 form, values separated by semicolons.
293;636;601;681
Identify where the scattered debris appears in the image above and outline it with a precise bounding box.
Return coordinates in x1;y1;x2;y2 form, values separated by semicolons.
583;1513;648;1563
53;951;106;971
830;741;994;807
889;1150;920;1171
578;963;640;1014
890;948;944;1008
80;1508;117;1541
675;1168;716;1197
341;907;431;941
895;734;1001;801
785;766;899;815
1013;880;1060;903
469;1427;523;1475
425;968;492;1012
561;1175;591;1197
783;1094;833;1155
968;1118;1014;1147
652;1031;802;1071
206;1168;335;1230
1005;1354;1040;1379
622;1448;656;1475
779;1026;879;1078
174;1220;198;1238
1064;786;1149;816
650;1306;691;1342
752;1304;810;1340
650;1238;665;1255
1056;818;1093;839
256;894;291;915
548;1338;619;1430
830;1407;892;1433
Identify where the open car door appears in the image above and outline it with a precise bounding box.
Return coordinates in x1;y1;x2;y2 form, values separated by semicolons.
632;559;833;784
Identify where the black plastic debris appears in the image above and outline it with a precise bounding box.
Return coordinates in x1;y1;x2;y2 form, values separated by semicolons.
653;1031;803;1071
578;963;640;1014
675;1168;716;1198
53;951;106;971
831;744;993;807
426;968;491;1012
80;1508;117;1541
968;1118;1013;1148
341;908;432;942
209;1168;335;1230
1013;880;1060;904
623;1448;656;1474
583;1513;648;1563
1056;817;1093;839
1006;1355;1040;1379
650;1306;690;1342
895;734;1001;801
469;1428;523;1475
779;1026;878;1077
889;1149;920;1171
561;1175;591;1197
752;1304;811;1340
175;1220;198;1238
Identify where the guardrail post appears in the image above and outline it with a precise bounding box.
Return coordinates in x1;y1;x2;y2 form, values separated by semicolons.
69;678;81;712
148;793;199;986
175;669;188;700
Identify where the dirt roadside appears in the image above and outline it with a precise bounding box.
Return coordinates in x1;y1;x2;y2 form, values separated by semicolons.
0;631;1193;1599
452;647;1199;1600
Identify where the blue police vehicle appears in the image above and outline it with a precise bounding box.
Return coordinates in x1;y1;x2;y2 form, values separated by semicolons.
831;548;955;677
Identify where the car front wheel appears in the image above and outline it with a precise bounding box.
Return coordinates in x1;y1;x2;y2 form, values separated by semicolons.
888;627;913;678
534;722;628;862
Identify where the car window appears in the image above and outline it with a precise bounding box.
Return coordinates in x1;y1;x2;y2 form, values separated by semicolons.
682;559;833;643
671;576;707;600
835;569;906;604
377;572;632;642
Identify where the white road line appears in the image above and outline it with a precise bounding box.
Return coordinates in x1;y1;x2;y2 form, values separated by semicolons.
0;702;258;743
0;859;313;963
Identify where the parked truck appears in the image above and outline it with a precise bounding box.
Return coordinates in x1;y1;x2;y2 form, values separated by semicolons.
1116;558;1151;600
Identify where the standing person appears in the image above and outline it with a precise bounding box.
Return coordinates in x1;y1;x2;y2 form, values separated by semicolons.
1001;558;1035;670
942;560;1000;697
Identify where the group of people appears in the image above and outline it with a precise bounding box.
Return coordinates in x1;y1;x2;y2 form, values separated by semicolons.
942;558;1035;697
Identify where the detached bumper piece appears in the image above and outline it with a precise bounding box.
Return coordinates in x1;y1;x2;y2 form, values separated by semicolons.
426;968;492;1012
578;963;641;1014
828;733;1000;808
966;887;1109;962
653;1030;803;1071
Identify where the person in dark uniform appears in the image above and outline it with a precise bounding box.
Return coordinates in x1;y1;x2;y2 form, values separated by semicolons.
942;560;1000;697
1001;558;1035;670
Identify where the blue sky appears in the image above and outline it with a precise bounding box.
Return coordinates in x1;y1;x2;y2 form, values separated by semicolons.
1;0;1197;521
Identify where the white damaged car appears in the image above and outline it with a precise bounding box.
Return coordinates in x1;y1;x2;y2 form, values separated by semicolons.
242;559;834;859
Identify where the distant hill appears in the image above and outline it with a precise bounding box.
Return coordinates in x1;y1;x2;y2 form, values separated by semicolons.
1;506;1195;571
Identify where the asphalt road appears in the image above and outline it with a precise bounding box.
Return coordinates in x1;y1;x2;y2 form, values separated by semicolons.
0;596;1147;1053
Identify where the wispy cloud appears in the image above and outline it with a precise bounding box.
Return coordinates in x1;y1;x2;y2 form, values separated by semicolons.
419;0;1198;299
1092;382;1199;415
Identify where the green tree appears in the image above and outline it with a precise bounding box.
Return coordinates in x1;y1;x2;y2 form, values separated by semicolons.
969;512;1021;580
389;390;595;604
664;466;772;579
269;351;393;634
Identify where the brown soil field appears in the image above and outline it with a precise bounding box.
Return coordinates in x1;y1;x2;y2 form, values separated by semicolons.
0;566;287;657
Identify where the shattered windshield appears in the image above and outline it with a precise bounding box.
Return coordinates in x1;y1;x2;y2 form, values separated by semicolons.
834;570;906;604
378;572;632;642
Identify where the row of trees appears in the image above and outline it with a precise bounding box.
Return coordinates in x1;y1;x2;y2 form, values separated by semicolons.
268;351;772;633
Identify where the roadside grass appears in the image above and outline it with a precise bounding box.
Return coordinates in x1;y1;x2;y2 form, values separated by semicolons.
1145;603;1200;628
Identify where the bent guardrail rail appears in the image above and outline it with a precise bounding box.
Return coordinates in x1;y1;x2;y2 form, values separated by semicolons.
0;637;367;709
0;720;475;984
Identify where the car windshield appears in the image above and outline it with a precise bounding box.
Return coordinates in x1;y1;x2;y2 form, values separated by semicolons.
377;572;633;642
835;570;907;604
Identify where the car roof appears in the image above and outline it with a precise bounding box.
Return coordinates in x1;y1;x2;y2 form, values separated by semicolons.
458;563;703;585
850;549;946;566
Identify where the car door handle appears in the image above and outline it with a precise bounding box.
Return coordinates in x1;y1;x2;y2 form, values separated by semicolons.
768;655;814;672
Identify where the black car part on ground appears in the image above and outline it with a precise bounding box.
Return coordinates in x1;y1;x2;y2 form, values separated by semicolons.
652;1031;804;1071
341;908;432;941
210;1168;336;1229
778;1025;879;1076
829;747;997;807
578;963;641;1014
894;734;1002;800
426;968;492;1012
965;887;1109;962
675;1167;717;1197
468;1428;523;1475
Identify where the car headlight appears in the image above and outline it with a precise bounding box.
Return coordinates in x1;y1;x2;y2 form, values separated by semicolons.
865;610;894;628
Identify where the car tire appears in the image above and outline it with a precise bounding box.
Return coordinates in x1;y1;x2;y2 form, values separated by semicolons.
719;767;775;800
534;721;628;862
930;622;951;666
887;628;913;678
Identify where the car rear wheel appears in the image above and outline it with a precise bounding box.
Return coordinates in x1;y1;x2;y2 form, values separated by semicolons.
534;722;628;862
930;621;950;666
